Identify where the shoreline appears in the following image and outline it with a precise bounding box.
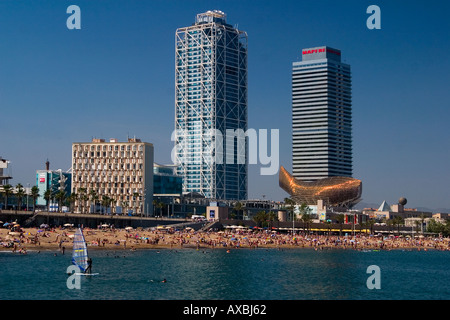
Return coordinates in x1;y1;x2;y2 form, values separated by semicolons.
2;226;449;253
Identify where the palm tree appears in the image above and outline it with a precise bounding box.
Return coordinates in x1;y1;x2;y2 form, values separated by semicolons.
78;188;87;213
157;201;164;217
367;218;375;235
132;192;140;215
267;211;278;229
252;210;268;228
30;186;40;213
109;197;115;215
325;219;332;238
153;199;158;216
44;189;52;212
122;201;129;216
89;189;98;213
419;213;427;234
15;183;25;212
414;220;422;235
55;190;67;213
67;192;77;213
386;219;394;235
392;216;404;234
232;201;244;220
101;195;111;214
284;197;296;222
336;214;345;237
298;202;312;234
2;184;13;210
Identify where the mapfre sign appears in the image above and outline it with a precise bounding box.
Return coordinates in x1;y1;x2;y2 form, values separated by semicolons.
302;48;341;56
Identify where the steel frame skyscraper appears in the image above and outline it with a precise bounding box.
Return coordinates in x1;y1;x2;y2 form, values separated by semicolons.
174;10;248;200
292;46;352;181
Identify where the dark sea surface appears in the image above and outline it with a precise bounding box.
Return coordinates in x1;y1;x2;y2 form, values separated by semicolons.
1;248;449;300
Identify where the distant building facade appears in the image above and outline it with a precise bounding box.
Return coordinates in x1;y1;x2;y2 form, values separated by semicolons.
71;138;153;215
36;167;72;208
292;46;353;181
0;157;12;186
153;163;182;196
174;10;248;200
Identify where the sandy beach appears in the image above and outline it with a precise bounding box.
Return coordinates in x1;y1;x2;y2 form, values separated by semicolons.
1;224;450;253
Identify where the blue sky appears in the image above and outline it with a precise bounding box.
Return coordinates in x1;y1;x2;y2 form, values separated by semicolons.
0;0;449;210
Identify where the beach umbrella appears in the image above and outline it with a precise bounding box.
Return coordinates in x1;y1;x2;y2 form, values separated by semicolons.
3;222;10;227
125;227;133;230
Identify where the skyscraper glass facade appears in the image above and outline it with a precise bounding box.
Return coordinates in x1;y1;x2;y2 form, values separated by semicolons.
174;10;248;200
292;46;352;181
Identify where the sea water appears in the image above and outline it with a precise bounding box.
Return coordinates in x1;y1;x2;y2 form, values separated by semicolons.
1;248;449;300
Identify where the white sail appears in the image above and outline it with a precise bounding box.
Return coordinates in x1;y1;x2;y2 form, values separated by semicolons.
72;228;88;272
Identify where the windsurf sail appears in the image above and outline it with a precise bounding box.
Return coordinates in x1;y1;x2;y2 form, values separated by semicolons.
72;228;89;273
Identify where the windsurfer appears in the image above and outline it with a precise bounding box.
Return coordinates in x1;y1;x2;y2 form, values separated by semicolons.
85;257;92;274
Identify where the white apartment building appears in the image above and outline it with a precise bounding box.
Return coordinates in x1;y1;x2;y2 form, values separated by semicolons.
71;138;153;215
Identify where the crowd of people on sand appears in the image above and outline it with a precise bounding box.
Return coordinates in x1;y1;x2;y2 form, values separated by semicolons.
1;221;450;253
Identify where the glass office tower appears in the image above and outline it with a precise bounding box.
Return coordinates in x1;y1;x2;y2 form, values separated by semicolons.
174;10;248;200
292;46;352;181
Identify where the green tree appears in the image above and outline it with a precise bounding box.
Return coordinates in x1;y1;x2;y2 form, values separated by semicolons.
392;216;404;234
30;186;40;213
77;188;87;213
67;192;77;213
122;201;129;216
44;189;52;212
367;218;375;235
284;197;296;222
267;211;278;229
299;203;313;234
253;210;268;228
157;201;164;217
336;214;345;237
427;219;450;236
102;195;111;214
133;192;140;215
325;219;332;237
419;213;427;234
15;183;25;212
232;201;244;220
55;190;67;213
89;189;98;213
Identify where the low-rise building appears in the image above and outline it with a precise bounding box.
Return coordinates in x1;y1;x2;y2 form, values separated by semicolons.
71;138;153;215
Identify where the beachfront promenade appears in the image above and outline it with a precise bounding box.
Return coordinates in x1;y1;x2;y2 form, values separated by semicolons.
0;209;434;237
0;210;200;230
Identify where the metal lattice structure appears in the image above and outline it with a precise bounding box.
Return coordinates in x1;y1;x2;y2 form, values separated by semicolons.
174;10;248;200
